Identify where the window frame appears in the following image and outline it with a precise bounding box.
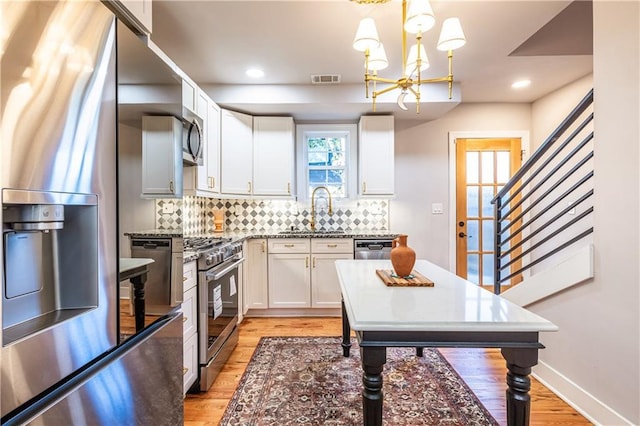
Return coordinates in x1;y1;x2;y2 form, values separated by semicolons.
296;123;358;202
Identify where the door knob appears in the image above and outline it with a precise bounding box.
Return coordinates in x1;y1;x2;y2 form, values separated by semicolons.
458;232;467;238
458;221;465;227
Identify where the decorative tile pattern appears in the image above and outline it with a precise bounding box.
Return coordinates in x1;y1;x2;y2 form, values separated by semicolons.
157;196;390;237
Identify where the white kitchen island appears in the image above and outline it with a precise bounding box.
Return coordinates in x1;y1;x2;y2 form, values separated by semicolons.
335;259;558;426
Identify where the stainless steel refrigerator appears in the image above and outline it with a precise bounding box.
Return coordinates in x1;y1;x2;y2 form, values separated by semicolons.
0;1;183;423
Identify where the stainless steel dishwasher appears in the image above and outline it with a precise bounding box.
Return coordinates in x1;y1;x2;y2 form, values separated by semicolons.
354;238;394;259
130;238;175;315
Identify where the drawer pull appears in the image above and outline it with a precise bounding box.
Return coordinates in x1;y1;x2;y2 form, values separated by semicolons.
305;257;309;268
312;257;316;268
284;244;294;248
183;367;188;376
327;244;338;248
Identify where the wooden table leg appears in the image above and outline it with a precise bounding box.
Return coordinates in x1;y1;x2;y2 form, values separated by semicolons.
360;346;386;426
341;299;351;357
501;347;539;426
130;273;147;333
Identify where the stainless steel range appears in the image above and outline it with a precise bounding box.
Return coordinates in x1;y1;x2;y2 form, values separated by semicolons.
184;237;243;392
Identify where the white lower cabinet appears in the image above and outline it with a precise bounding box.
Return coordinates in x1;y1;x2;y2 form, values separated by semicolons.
267;238;353;309
182;261;198;395
244;239;268;311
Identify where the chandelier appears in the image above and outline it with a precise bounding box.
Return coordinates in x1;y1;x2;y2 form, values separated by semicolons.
352;0;466;113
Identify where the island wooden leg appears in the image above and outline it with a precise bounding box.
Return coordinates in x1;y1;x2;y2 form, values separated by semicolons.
360;346;386;426
501;347;539;426
131;273;147;333
341;299;351;357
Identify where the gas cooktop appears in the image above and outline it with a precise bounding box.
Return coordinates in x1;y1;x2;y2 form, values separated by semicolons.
183;236;231;252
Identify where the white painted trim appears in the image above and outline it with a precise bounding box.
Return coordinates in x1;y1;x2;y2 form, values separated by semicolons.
501;244;594;307
533;360;634;426
447;131;531;274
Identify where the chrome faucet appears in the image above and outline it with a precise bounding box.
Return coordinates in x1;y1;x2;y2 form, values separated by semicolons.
310;186;333;231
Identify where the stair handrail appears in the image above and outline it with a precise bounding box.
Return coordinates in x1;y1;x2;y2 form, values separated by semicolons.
492;89;594;294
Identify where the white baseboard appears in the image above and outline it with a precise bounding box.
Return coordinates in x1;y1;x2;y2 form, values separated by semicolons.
533;360;634;425
501;244;594;307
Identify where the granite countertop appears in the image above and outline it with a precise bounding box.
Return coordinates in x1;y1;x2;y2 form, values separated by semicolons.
123;229;401;264
124;229;183;238
186;230;400;242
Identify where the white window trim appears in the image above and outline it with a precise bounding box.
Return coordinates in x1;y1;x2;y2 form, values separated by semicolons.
296;123;358;202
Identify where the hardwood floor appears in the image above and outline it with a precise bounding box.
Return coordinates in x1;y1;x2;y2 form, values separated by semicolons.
183;317;592;426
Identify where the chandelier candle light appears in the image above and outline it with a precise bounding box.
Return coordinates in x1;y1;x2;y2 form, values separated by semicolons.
352;0;466;113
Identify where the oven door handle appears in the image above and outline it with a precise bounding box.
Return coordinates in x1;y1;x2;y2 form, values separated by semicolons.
209;258;245;281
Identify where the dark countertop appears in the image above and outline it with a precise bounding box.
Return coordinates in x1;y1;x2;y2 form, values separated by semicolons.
124;230;183;238
124;229;401;264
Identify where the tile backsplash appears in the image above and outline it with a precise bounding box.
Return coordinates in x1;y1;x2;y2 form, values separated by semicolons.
156;196;390;236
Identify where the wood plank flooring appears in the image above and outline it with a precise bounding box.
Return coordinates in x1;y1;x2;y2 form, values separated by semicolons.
184;317;591;426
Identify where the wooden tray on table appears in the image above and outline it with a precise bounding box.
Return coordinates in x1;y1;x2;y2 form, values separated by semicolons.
376;269;435;287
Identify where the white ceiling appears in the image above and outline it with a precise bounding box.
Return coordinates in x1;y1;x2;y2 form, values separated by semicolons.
124;0;593;122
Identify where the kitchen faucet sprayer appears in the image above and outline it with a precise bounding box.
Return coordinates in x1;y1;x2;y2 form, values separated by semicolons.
310;186;333;231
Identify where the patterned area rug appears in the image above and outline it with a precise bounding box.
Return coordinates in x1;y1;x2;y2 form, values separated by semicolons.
221;336;499;425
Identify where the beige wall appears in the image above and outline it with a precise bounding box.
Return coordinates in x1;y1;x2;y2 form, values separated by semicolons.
530;2;639;423
390;103;531;267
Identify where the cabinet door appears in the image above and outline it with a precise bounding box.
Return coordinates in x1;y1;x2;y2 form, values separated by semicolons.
253;117;294;196
183;332;198;394
268;254;310;308
182;285;197;338
141;116;182;197
245;239;268;310
359;115;395;196
206;101;221;193
221;109;253;195
182;79;197;116
111;0;152;35
311;253;353;308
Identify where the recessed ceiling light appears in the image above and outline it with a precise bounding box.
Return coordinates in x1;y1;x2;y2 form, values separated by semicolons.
512;79;531;89
246;68;264;78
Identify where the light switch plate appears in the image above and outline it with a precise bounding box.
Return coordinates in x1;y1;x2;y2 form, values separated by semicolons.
432;203;444;214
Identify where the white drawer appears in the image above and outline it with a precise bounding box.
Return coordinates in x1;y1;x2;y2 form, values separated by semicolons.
311;238;354;254
268;238;310;254
183;331;198;395
183;260;197;292
182;286;197;338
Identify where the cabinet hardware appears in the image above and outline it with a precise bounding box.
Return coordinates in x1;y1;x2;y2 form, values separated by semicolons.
312;257;316;268
305;257;309;268
183;317;188;323
284;244;294;248
261;241;266;253
211;176;215;188
248;181;252;193
183;276;188;281
169;180;174;193
327;244;338;248
362;182;367;193
183;367;188;376
287;182;291;194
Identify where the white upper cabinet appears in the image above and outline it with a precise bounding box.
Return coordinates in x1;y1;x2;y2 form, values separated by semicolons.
220;109;253;195
358;115;395;196
203;101;221;193
141;115;182;198
109;0;153;35
253;117;294;196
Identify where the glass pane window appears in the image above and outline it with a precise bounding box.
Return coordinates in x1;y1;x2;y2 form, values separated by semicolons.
304;132;350;198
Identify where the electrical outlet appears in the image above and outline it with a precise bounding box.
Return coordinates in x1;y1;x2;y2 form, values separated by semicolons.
162;203;174;214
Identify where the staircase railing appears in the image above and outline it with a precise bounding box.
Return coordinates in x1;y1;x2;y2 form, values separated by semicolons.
492;89;594;294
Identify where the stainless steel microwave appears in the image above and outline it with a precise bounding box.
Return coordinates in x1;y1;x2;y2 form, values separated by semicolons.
182;117;203;166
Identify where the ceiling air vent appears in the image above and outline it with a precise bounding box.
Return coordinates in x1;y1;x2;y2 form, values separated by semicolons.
311;74;341;84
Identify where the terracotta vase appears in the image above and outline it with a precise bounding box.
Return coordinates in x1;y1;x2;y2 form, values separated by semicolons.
390;234;416;277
